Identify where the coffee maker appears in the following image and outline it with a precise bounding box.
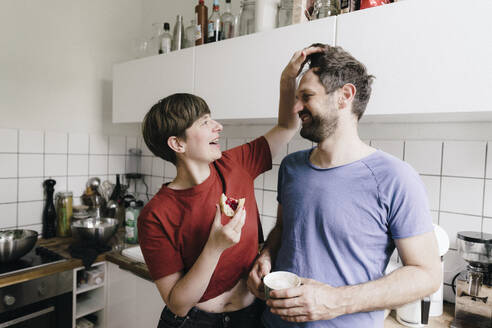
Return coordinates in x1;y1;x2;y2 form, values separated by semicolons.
451;231;492;328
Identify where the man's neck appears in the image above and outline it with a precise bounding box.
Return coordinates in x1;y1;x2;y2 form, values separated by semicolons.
310;123;375;169
168;160;211;190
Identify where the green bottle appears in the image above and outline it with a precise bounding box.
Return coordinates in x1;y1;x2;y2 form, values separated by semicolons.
125;201;141;244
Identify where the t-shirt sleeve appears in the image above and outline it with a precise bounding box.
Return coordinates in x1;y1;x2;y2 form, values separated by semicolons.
383;165;434;239
137;206;184;281
224;136;272;179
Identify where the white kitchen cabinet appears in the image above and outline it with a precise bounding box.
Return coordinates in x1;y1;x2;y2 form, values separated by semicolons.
73;261;107;328
337;0;492;118
194;17;336;120
113;48;195;123
106;262;164;328
112;0;492;123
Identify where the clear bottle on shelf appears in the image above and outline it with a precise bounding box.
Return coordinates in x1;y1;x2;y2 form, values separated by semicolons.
317;0;340;18
208;0;222;42
184;19;197;48
148;22;163;55
239;1;256;36
159;22;172;54
221;0;236;39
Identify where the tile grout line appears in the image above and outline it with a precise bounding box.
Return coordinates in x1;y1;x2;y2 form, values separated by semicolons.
481;142;488;233
437;141;444;225
16;129;20;228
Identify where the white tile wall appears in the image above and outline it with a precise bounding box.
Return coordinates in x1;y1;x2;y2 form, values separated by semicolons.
45;154;67;177
164;162;176;178
0;129;137;232
226;138;245;150
440;212;482;249
483;218;492;234
0;154;18;178
90;135;109;154
0;179;17;203
371;140;404;160
440;177;483;216
0;129;18;153
19;154;43;177
404;141;442;175
45;132;67;154
442;141;486;178
487;142;492;178
68;133;89;154
484;180;492;218
420;175;440;211
141;157;152;176
264;165;279;191
151;157;164;177
19;130;44;153
18;201;43;226
273;144;288;165
68;155;89;176
109;136;126;155
18;178;43;202
0;203;17;228
263;191;278;217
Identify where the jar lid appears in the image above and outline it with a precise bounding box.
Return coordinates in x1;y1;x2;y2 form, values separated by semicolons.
56;191;73;197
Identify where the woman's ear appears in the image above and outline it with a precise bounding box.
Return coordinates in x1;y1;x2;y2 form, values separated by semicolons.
168;136;185;153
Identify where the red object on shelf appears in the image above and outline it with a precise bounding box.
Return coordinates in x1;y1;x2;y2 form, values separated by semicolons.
360;0;390;10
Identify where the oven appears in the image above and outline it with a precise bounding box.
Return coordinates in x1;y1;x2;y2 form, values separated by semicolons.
0;270;72;328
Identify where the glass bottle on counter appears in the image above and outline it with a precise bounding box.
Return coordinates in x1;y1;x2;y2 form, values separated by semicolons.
125;201;142;244
239;1;256;36
55;191;73;237
42;179;57;238
195;0;208;45
184;19;197;48
159;22;172;54
221;0;236;39
208;0;223;43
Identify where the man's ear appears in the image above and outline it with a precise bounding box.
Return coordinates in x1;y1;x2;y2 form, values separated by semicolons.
338;83;356;110
168;136;185;153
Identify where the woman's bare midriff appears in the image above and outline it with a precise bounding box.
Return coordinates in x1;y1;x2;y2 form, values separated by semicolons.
195;278;256;313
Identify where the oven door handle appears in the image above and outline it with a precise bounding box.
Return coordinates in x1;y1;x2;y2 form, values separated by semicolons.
0;306;55;328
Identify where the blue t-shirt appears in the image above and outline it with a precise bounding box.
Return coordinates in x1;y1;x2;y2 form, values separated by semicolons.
263;149;433;328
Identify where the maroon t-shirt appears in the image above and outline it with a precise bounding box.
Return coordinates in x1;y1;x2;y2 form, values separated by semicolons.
138;137;272;302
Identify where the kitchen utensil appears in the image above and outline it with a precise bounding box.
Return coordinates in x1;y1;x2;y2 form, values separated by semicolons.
0;230;38;263
452;231;492;328
71;218;119;246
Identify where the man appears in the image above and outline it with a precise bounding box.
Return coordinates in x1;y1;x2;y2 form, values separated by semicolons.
247;44;442;327
138;47;323;327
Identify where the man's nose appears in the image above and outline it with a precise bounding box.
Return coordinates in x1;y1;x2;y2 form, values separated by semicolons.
293;99;304;113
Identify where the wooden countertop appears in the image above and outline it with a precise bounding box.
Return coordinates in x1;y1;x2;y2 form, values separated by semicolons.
0;237;106;288
384;302;455;327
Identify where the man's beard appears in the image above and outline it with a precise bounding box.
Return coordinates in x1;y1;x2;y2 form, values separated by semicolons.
299;110;338;143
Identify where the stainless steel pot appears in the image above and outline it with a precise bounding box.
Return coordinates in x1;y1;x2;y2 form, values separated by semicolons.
0;230;38;263
71;218;118;245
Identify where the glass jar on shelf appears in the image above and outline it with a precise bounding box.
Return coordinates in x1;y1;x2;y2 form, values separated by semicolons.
184;19;197;48
278;0;309;27
317;0;340;18
239;1;256;36
55;191;73;237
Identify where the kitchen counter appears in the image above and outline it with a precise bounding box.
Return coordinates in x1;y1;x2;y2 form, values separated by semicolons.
0;237;107;288
384;302;455;327
105;247;151;281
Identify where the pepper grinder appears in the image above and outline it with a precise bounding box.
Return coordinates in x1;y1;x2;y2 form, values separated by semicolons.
42;179;57;238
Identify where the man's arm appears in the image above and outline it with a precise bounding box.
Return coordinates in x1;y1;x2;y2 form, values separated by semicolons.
247;205;284;299
264;47;323;158
268;230;442;322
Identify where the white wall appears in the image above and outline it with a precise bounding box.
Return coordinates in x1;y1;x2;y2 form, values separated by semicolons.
0;0;143;135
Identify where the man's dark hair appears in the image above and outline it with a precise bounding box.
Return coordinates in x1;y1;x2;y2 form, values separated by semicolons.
306;44;375;120
142;93;211;164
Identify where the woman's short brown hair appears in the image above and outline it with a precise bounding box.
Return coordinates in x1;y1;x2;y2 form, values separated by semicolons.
142;93;211;164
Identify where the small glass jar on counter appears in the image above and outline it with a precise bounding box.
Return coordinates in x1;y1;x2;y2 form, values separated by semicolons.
55;191;73;237
239;1;256;36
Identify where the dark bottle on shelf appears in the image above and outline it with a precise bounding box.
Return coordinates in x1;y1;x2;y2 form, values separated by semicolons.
42;179;57;238
207;0;222;43
195;0;208;45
